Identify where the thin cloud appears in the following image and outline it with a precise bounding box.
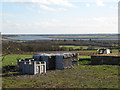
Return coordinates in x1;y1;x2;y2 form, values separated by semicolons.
5;20;12;24
3;0;75;7
96;0;105;7
3;0;75;12
39;4;56;11
48;0;75;7
110;6;117;9
86;3;90;7
38;11;46;14
2;13;14;17
58;8;67;11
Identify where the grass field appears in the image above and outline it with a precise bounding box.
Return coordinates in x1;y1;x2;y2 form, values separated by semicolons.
2;55;32;67
59;45;118;53
2;54;119;88
112;49;119;53
48;35;118;39
2;54;90;67
59;45;103;50
2;65;119;88
78;55;91;59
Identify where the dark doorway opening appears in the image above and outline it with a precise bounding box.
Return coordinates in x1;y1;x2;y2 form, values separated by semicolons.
48;56;56;70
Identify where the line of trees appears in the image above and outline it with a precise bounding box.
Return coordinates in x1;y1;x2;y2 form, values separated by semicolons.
2;39;119;54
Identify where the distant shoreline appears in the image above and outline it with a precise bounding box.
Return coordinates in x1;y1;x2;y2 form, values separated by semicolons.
2;34;119;41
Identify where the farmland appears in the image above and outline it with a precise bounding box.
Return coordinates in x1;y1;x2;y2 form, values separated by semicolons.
1;37;120;88
48;35;118;39
2;55;32;67
59;45;118;53
59;45;103;49
2;66;119;88
2;54;119;88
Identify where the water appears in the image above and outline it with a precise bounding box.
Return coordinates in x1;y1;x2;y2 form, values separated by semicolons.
4;34;119;41
7;35;52;41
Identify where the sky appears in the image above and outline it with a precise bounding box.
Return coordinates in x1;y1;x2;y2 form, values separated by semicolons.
0;0;119;34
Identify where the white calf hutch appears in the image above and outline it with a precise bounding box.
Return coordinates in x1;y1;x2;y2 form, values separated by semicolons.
98;48;111;54
18;53;78;75
18;59;46;75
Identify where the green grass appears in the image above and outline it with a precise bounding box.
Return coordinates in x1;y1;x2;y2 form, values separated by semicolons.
2;65;119;88
60;45;119;54
49;35;118;39
112;49;119;53
78;55;91;65
2;54;119;88
59;45;88;49
59;45;103;50
78;61;91;65
2;54;91;66
2;54;32;67
78;55;91;59
78;50;96;52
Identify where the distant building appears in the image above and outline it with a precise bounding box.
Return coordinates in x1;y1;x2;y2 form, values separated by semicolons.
98;48;111;54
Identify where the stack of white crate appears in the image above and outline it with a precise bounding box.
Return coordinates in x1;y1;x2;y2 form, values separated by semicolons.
18;60;46;75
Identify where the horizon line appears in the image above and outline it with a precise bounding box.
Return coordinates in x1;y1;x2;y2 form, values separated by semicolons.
1;33;119;35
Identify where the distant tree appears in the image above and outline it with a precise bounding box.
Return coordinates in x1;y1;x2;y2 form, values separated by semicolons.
69;47;73;51
60;47;67;51
64;39;67;42
89;39;92;42
87;45;95;50
80;46;83;50
73;39;76;41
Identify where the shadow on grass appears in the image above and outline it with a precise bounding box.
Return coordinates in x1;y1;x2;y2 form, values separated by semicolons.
79;59;91;61
1;72;24;77
2;65;24;77
2;65;58;77
78;59;119;65
83;63;120;66
2;65;18;73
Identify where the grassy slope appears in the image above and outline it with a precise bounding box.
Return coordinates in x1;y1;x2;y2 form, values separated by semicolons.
112;49;119;53
2;65;119;88
2;54;119;88
2;55;32;67
59;45;103;49
59;45;119;54
78;55;91;59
